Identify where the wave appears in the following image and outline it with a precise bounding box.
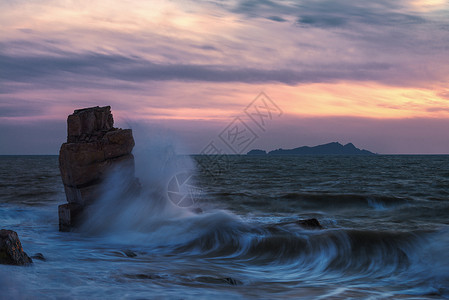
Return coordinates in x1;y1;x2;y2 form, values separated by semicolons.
280;192;410;210
175;216;419;272
79;168;432;279
75;140;449;298
151;213;449;297
82;193;449;297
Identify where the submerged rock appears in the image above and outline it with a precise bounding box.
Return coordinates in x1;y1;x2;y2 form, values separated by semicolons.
122;249;137;258
0;229;32;266
273;218;323;230
124;273;162;280
195;276;243;286
295;218;323;229
31;253;46;261
190;207;203;214
58;106;139;231
222;277;242;286
58;203;83;232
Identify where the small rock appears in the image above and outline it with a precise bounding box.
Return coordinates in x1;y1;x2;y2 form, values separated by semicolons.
125;273;162;280
0;229;32;266
273;218;323;230
295;218;323;229
196;276;243;286
222;277;242;286
190;207;203;214
123;249;137;258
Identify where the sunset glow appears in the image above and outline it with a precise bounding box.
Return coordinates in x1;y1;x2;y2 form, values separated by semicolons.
1;0;449;154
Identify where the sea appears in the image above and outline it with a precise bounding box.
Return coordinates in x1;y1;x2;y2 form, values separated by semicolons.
1;153;449;299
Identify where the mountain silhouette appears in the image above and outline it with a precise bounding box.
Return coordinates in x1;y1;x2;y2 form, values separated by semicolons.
247;142;376;155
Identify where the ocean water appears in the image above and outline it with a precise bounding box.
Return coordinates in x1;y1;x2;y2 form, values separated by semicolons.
1;153;449;299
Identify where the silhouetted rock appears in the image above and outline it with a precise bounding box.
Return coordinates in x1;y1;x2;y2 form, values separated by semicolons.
250;142;376;155
0;229;32;266
58;106;138;231
66;106;114;143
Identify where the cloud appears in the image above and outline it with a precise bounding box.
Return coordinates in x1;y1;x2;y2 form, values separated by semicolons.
193;44;221;51
1;0;448;92
426;107;449;113
266;16;287;22
231;0;426;25
298;15;347;28
1;0;446;91
0;100;44;117
0;51;397;88
295;1;425;28
438;91;449;100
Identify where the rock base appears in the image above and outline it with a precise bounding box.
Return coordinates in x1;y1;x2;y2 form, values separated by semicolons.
58;203;83;232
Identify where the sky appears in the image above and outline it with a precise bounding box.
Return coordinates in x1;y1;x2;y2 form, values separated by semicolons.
1;0;449;154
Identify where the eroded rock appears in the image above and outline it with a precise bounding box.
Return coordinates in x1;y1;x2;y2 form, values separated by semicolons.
0;229;32;266
58;106;138;231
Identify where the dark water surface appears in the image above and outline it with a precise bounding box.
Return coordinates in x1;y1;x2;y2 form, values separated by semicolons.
1;155;449;299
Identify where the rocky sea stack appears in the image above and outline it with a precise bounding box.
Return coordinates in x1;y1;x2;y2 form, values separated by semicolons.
58;106;138;231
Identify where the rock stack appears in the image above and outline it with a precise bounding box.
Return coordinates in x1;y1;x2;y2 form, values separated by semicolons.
58;106;137;231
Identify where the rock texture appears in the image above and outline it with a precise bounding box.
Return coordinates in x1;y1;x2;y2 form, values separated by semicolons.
0;229;32;265
58;106;137;231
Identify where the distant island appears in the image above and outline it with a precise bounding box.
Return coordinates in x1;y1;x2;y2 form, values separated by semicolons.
247;142;376;156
